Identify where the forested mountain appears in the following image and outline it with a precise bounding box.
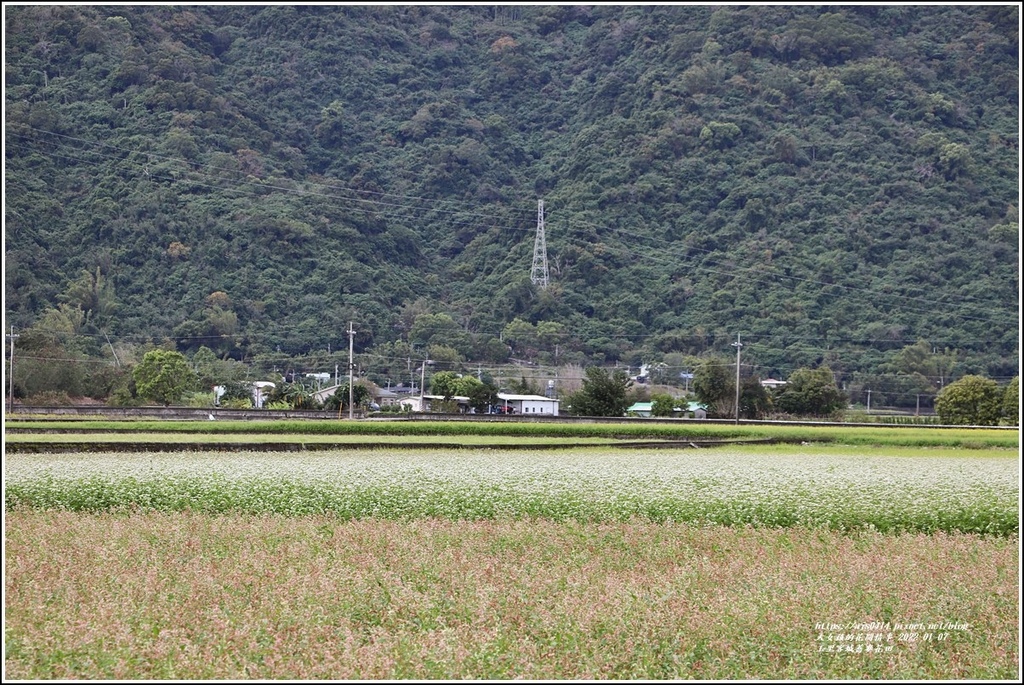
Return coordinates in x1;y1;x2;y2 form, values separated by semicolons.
4;4;1019;403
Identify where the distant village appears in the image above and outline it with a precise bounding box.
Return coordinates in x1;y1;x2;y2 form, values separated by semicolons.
214;369;790;419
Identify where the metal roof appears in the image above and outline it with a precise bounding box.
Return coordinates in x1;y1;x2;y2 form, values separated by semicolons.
497;394;559;402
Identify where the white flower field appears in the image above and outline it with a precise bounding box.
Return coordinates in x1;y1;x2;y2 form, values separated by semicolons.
5;445;1018;535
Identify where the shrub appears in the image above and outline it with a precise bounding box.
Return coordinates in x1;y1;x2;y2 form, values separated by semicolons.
183;391;216;408
26;390;75;406
265;400;291;410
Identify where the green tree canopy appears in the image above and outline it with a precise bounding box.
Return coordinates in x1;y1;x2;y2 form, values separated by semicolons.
459;376;499;413
429;370;460;401
935;375;1002;425
323;383;371;412
650;393;677;417
739;377;772;420
132;349;196;406
566;367;632;417
502;318;538;357
693;357;734;417
774;367;846;418
3;4;1018;394
1001;376;1018;425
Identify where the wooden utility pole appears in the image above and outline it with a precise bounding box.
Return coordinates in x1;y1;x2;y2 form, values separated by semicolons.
420;360;427;412
732;334;743;424
7;327;19;414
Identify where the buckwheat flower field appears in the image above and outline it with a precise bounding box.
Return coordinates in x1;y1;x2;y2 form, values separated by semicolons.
4;446;1018;534
5;442;1019;679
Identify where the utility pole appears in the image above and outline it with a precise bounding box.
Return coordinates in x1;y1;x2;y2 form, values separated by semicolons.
419;359;430;412
732;334;742;424
7;327;19;414
347;321;355;420
530;199;549;288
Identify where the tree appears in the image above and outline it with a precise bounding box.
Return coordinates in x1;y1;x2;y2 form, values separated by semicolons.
888;340;941;387
502;317;538;358
62;266;117;326
429;370;460;401
426;344;462;367
192;346;220;388
693;357;733;417
453;374;483;397
410;313;468;355
536;321;567;353
650;393;677;417
566;367;632;417
132;350;196;405
457;376;499;413
191;345;246;389
774;367;846;418
506;375;541;395
219;380;254;406
937;142;972;180
1002;376;1018;425
739;376;772;419
281;383;318;410
935;375;1002;426
323;383;370;412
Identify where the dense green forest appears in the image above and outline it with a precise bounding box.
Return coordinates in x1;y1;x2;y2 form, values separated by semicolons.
4;4;1019;407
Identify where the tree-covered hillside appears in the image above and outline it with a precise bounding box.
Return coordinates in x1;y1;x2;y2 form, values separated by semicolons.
4;4;1019;402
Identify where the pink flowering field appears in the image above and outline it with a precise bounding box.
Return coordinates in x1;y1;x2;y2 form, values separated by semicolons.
4;511;1018;680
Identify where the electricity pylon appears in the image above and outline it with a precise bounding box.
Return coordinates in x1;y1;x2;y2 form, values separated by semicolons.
531;199;549;289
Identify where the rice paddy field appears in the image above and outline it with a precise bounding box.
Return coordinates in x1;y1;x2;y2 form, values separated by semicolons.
3;420;1020;679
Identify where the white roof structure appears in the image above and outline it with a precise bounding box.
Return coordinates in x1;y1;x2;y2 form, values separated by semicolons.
497;393;556;401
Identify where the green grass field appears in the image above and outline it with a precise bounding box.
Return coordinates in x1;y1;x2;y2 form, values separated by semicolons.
6;417;1019;448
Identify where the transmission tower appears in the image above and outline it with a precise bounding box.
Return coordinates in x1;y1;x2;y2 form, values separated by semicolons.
530;199;549;289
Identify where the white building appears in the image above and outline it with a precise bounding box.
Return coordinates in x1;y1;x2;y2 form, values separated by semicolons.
252;381;276;408
398;393;560;416
398;394;470;413
496;393;559;416
213;380;276;408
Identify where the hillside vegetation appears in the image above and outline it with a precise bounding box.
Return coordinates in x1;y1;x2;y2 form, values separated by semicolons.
4;5;1019;402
